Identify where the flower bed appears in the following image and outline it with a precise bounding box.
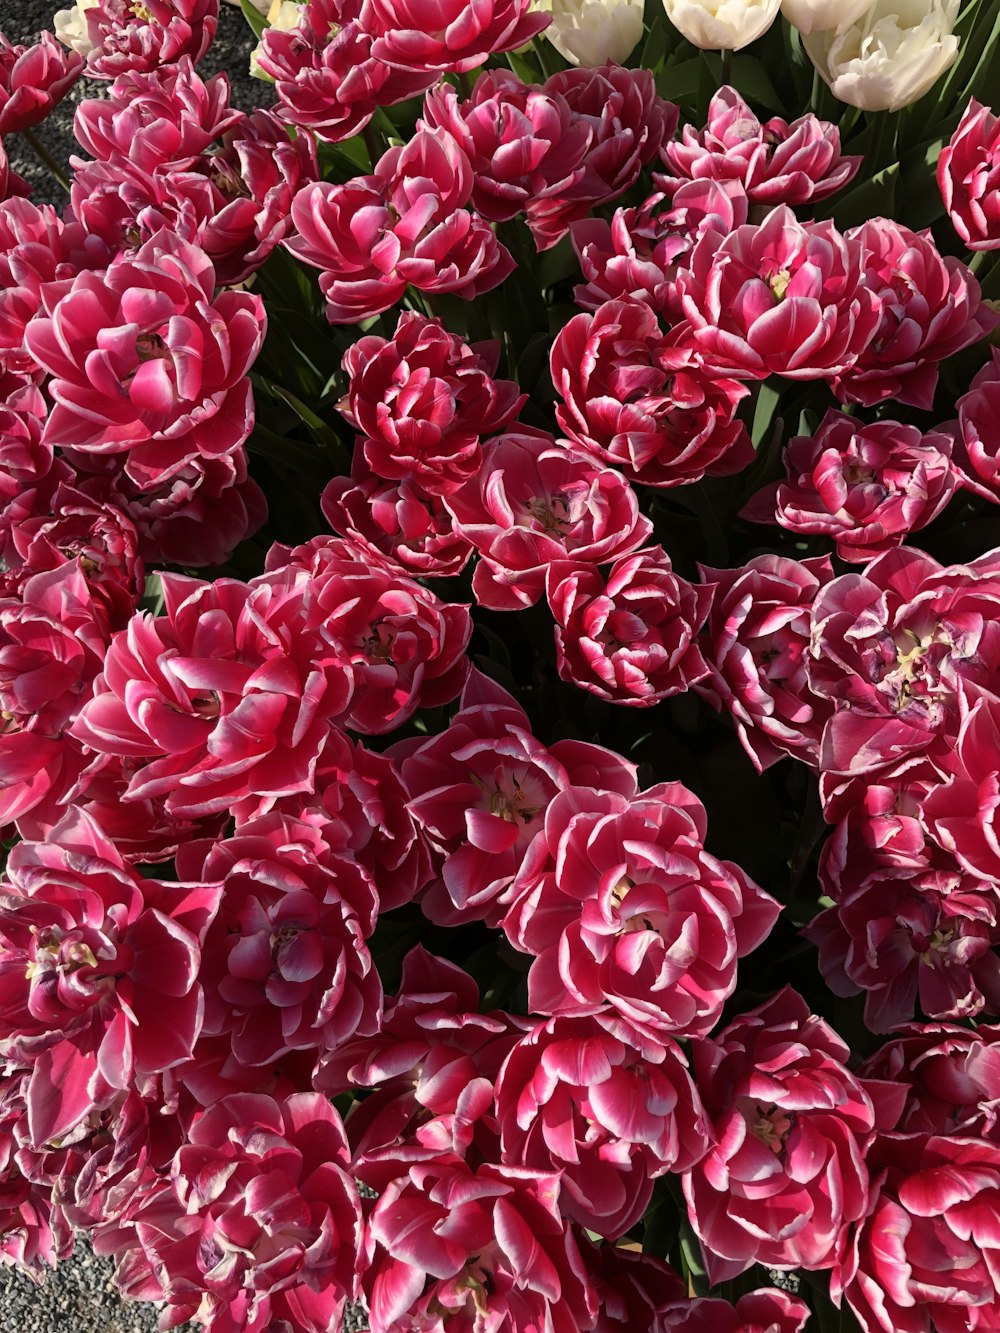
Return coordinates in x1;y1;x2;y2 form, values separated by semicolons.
0;1;999;1330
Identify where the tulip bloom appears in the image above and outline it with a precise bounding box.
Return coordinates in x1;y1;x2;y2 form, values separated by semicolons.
742;412;959;562
780;0;871;33
675;205;881;381
658;87;860;206
0;31;82;135
549;546;714;706
938;98;1000;252
684;989;885;1281
804;0;960;113
662;0;781;50
541;0;645;67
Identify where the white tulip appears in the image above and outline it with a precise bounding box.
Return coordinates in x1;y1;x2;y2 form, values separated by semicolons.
661;0;782;50
804;0;960;113
538;0;645;67
52;0;100;58
249;0;305;80
780;0;873;35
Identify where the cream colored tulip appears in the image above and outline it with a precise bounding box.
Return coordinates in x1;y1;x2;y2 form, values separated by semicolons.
804;0;960;112
780;0;872;35
661;0;782;50
52;0;100;57
538;0;645;66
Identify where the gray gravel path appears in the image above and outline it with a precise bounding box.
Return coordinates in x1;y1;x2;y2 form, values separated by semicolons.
0;4;369;1329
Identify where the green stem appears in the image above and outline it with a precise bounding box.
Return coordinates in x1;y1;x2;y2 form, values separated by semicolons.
533;37;554;80
867;109;899;171
20;128;70;192
720;46;733;86
810;65;821;114
362;120;383;170
458;70;473;99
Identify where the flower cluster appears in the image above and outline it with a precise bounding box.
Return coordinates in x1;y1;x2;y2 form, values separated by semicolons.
2;2;1000;1332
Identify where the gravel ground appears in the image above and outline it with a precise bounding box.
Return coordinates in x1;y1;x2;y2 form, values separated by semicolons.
0;6;369;1331
4;1;273;204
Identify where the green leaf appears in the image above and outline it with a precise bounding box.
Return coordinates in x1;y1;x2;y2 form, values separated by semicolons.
140;571;165;616
268;384;350;467
657;56;704;108
319;136;371;177
826;161;899;229
751;380;782;449
729;55;783;114
239;0;268;39
639;8;669;73
537;237;579;291
678;1218;709;1298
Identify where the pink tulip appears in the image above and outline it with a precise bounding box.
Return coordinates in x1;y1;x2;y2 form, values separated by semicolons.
833;219;997;410
524;784;780;1039
70;568;354;818
552;300;752;487
684;988;885;1281
0;809;220;1145
0;30;83;135
175;814;382;1077
288;131;515;322
394;670;636;925
571;179;748;318
101;1092;364;1333
71;447;267;569
808;547;1000;756
73;57;241;169
495;1012;710;1237
270;534;471;733
0;480;143;630
341;311;524;494
258;0;437;145
362;1157;597;1333
0;198;112;380
361;0;550;74
548;546;714;706
806;785;1000;1031
232;728;431;914
25;230;265;486
318;946;523;1174
954;348;1000;501
529;64;678;249
664;1290;811;1333
659;86;860;206
676;204;881;380
832;1133;1000;1333
742;410;959;562
421;71;592;224
444;426;652;611
696;553;834;771
938;97;1000;251
581;1241;685;1333
860;1021;1000;1139
75;0;219;78
322;463;474;579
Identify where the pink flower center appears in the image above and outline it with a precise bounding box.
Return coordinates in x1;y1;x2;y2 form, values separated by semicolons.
921;925;956;965
522;494;570;535
748;1102;794;1154
768;268;792;300
135;331;167;361
485;774;542;826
